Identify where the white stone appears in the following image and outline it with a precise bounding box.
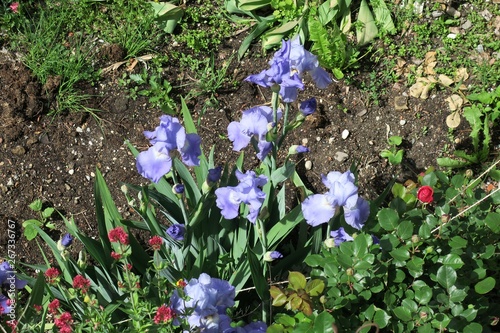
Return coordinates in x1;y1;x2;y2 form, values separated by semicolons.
341;129;350;140
305;160;313;170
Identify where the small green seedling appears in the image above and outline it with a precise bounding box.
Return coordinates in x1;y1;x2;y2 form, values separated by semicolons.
380;135;404;165
23;199;56;241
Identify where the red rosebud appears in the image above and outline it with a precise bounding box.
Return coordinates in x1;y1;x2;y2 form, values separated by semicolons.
110;251;122;260
417;185;434;203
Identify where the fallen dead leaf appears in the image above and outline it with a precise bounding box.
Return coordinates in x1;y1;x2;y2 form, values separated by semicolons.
424;51;437;75
454;67;469;82
409;77;434;99
101;54;155;74
445;94;464;111
446;111;461;128
438;74;454;86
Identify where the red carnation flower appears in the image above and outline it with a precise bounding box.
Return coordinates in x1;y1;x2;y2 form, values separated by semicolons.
72;275;91;294
48;299;60;315
417;185;434;203
108;227;129;245
55;312;73;333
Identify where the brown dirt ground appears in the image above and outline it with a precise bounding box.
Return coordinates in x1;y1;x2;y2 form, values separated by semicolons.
0;19;497;268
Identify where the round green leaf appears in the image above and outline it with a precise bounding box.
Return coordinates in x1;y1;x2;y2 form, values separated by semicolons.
474;277;496;294
393;306;412;322
485;212;500;233
313;311;335;333
390;248;410;261
437;266;457;289
397;220;413;240
414;284;432;305
463;322;483;333
373;309;391;328
377;208;399;231
441;254;464;269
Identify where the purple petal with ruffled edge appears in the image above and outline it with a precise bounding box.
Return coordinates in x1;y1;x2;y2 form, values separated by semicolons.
301;193;336;226
344;196;370;230
330;227;354;246
228;121;251;151
327;181;358;207
300;97;317;116
215;187;242;220
144;115;186;150
136;142;172;183
321;170;356;189
180;133;201;166
166;224;186;241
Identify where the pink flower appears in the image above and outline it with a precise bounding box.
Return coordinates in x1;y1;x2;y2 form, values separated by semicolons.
417;185;434;203
48;299;60;315
55;312;73;332
72;275;90;294
9;2;19;13
108;227;129;245
110;251;122;260
154;304;175;324
148;235;163;251
45;267;61;284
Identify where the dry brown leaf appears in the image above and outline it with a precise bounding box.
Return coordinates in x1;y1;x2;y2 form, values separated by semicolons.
409;77;433;99
126;59;138;72
424;51;437;75
446;111;461;128
445;94;463;111
100;54;155;74
438;74;454;86
454;67;469;82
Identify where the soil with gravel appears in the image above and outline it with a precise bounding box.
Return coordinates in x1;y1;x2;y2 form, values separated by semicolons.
0;7;498;269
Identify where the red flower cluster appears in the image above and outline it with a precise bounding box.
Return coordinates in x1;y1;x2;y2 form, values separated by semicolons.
149;235;163;251
55;312;73;333
108;227;129;245
176;279;187;288
110;251;122;260
72;275;91;294
417;185;434;203
48;299;60;315
154;305;175;324
6;319;18;333
45;267;60;284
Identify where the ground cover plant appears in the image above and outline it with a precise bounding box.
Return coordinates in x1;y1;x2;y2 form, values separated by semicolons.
1;0;500;332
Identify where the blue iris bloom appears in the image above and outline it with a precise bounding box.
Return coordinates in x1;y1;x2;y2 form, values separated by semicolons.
330;227;354;246
215;170;268;224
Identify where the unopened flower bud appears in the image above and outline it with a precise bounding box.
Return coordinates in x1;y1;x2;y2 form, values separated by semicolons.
319;295;327;304
77;251;87;270
173;184;184;196
324;238;336;248
465;169;473;178
57;233;73;251
120;184;128;195
202;167;222;193
441;214;450;223
299;97;317;116
264;251;283;262
411;235;420;244
346;268;354;276
425;246;433;254
288;145;309;155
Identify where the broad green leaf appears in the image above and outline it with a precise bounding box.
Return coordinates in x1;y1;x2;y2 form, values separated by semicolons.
306;279;325;296
449;287;467;303
353;233;369;257
463;322;483;333
396;220;413;240
150;2;184;33
474;277;495;294
373;309;391;328
262;20;299;50
270;286;287;306
356;0;378;45
237;0;271;11
370;0;396;34
485;212;500;233
247;248;269;301
437;266;457;289
313;311;335;333
407;257;424;278
288;271;307;291
23;223;39;241
377;208;399;231
393;306;412;322
437;157;470;168
29;198;43;211
441;254;464;269
390;248;410;261
448;236;467;249
413;281;432;305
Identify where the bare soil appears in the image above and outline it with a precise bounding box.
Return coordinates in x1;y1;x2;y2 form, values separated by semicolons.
0;13;497;268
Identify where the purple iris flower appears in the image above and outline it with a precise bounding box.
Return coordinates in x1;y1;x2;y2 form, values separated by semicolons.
301;170;369;229
137;116;201;183
289;37;332;89
0;261;27;289
289;145;309;154
246;37;332;103
300;97;317;116
264;251;283;262
246;39;304;103
136;142;172;183
227;106;281;160
207;166;222;183
166;224;186;241
170;273;235;332
215;170;268;223
330;227;354;246
61;233;73;247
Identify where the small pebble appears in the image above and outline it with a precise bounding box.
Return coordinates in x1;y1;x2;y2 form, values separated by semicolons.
305;160;313;170
328;137;335;144
341;129;349;140
334;151;349;162
302;138;308;145
400;120;407;126
68;169;74;175
447;33;457;39
316;136;321;142
76;127;83;133
11;145;26;155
